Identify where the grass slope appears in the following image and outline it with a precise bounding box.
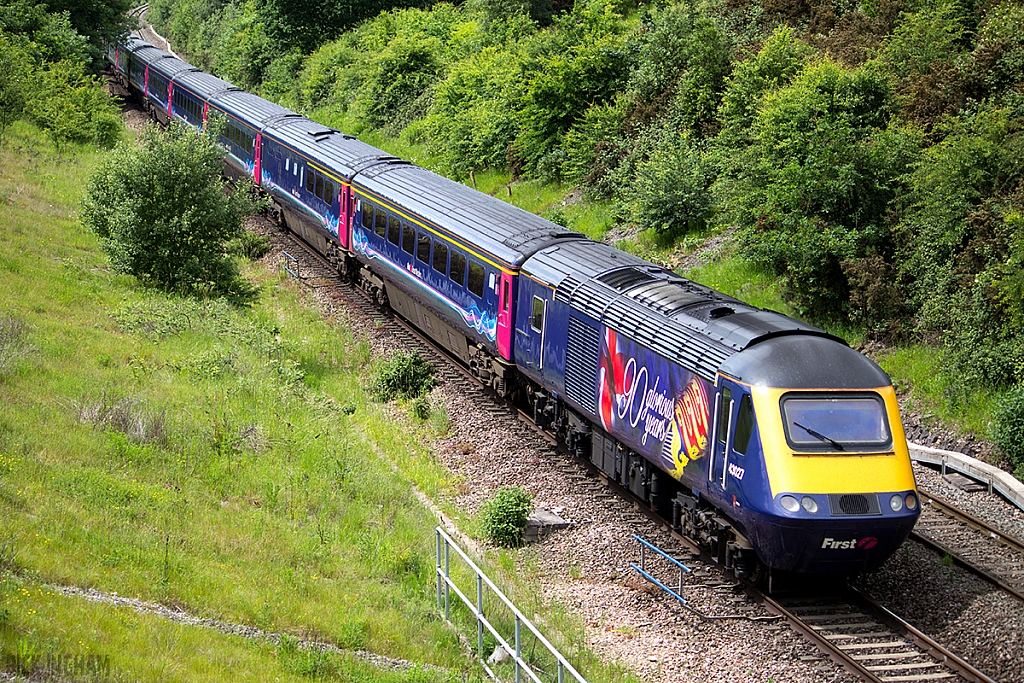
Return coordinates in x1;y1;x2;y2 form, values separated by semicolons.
0;121;467;681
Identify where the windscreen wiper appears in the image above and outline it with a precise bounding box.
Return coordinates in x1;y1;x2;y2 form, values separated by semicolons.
793;422;845;451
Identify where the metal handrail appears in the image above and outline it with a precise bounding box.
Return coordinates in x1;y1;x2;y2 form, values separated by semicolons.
435;527;588;683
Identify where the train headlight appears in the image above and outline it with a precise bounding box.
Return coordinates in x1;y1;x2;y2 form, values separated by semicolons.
889;494;904;512
905;493;918;511
780;495;800;513
800;496;819;514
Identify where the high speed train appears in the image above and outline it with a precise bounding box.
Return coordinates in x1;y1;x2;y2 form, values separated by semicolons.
107;35;920;579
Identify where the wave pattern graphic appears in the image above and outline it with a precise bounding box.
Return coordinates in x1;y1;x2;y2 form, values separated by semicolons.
353;228;496;342
260;168;338;237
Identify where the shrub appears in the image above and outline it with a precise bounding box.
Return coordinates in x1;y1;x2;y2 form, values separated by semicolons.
81;121;265;297
229;230;272;260
370;350;437;401
630;134;713;237
481;486;533;548
993;386;1024;475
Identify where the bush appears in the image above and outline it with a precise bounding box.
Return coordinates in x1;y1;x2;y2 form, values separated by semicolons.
481;486;533;548
229;230;272;260
993;387;1024;475
81;122;265;297
370;350;437;401
630;134;713;237
24;58;121;148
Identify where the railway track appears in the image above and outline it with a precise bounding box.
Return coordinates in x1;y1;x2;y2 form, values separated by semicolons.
764;587;996;683
262;220;1008;683
911;489;1024;602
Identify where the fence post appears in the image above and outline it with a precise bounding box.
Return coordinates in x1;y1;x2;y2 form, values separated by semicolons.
515;615;522;683
436;530;442;612
444;541;451;620
477;574;484;658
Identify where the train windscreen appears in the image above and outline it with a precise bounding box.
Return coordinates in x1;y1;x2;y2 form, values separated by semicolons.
780;393;892;452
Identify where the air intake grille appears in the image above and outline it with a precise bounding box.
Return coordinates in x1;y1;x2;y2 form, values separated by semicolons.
565;316;599;416
596;267;656;292
828;494;881;516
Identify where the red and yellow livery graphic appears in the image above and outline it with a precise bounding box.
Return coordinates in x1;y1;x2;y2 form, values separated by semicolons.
598;328;711;480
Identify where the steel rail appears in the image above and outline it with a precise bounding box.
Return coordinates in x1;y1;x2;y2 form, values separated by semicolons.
912;488;1024;602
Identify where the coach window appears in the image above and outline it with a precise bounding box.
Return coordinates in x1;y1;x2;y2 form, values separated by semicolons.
450;251;466;287
307;171;316;195
324;180;334;205
531;296;544;332
402;224;415;255
361;203;374;231
717;387;732;446
417;232;431;264
371;211;384;238
468;261;485;298
387;217;400;246
733;394;755;455
433;241;448;274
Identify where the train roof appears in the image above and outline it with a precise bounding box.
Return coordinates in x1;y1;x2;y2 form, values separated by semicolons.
264;118;399;178
354;164;583;268
209;90;298;129
719;335;890;388
523;240;843;382
122;36;153;52
174;70;237;101
131;45;174;69
146;53;194;80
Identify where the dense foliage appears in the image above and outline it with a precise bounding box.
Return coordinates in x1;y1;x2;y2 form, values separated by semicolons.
480;486;533;548
994;388;1024;480
81;122;264;296
0;0;122;144
150;0;1024;460
370;350;438;401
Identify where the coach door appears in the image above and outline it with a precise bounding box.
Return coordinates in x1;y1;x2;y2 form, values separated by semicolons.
710;382;734;488
496;272;513;360
515;282;547;377
338;184;350;250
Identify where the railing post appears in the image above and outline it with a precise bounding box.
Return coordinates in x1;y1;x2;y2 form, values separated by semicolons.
436;530;442;612
477;574;484;658
515;615;522;683
444;540;451;620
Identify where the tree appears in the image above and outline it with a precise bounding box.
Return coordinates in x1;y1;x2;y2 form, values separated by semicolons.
40;0;135;71
0;31;30;138
81;122;264;297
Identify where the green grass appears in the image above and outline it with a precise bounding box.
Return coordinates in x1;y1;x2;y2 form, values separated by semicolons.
876;345;1001;439
0;121;465;680
0;119;646;682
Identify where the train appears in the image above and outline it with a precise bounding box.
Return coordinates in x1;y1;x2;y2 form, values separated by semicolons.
106;35;920;580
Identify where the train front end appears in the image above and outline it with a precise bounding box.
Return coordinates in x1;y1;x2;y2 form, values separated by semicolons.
722;335;920;575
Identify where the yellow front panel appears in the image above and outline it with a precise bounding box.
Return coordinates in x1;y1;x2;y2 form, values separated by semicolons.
751;385;916;496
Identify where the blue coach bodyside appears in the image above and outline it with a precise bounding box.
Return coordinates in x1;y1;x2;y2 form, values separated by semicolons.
261;117;392;259
144;54;193;125
171;70;234;131
208;90;294;183
353;163;581;364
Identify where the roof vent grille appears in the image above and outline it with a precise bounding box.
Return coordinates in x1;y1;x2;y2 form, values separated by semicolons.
596;267;657;292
